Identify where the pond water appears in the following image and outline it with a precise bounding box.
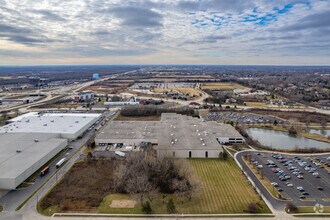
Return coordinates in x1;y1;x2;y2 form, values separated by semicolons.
246;128;330;150
306;129;330;137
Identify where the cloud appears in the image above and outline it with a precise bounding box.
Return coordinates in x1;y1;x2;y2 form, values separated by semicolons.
0;0;329;65
30;9;67;21
105;6;163;28
278;9;330;31
0;24;55;45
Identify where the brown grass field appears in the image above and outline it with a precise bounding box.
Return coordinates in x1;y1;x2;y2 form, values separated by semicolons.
152;88;201;96
202;83;247;90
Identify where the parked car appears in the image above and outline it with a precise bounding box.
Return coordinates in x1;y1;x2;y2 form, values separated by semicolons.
271;182;279;187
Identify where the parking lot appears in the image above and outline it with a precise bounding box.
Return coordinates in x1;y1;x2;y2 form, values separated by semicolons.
207;112;285;124
249;152;330;206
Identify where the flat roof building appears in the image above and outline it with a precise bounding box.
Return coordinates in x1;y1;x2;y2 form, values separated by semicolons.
0;112;101;140
0;133;67;190
96;121;159;146
95;113;244;158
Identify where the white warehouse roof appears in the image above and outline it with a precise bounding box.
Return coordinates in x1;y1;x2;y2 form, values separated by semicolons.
0;112;101;139
0;133;67;190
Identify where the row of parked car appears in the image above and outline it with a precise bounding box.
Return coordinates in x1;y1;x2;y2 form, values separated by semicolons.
269;153;324;199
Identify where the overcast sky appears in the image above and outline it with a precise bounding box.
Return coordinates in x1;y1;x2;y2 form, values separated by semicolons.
0;0;329;65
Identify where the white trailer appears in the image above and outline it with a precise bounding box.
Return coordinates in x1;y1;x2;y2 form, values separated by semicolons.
56;158;66;168
115;151;126;157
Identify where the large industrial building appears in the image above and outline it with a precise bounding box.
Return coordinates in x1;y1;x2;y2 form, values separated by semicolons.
0;133;67;190
0;112;102;191
1;112;101;140
95;113;244;158
96;121;159;146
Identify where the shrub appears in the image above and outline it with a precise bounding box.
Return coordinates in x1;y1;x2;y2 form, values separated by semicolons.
246;202;259;213
219;150;228;160
286;202;298;213
142;201;152;214
288;126;297;136
166;199;177;214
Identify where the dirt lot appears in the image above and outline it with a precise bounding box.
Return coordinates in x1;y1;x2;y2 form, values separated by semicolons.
246;109;330;123
40;159;123;212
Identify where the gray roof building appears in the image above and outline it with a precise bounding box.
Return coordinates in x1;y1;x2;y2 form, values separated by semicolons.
0;133;67;190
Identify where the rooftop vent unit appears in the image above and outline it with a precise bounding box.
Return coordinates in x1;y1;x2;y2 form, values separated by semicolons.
43;124;47;126
51;120;54;122
83;116;86;118
16;149;21;153
75;121;79;123
26;119;30;123
34;139;39;142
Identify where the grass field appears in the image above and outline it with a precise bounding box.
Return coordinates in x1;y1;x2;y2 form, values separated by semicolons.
99;159;270;214
202;83;247;90
187;159;270;213
245;102;270;108
152;88;201;96
291;206;330;213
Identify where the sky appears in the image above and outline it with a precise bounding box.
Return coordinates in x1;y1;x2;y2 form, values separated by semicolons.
0;0;330;66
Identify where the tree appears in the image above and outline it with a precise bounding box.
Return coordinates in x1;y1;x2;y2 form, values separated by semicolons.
219;149;228;160
166;199;177;214
273;120;278;126
288;126;297;136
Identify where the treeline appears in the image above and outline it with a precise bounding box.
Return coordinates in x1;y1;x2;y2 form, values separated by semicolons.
120;105;196;117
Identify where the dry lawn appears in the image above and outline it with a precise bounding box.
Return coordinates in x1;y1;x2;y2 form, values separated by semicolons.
152;88;201;96
246;109;330;123
202;83;247;90
40;159;123;212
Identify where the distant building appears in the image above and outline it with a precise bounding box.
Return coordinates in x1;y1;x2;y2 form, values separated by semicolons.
104;96;140;106
92;73;100;80
75;91;95;102
28;76;48;87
